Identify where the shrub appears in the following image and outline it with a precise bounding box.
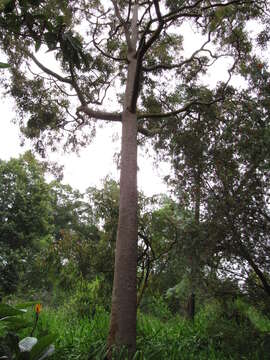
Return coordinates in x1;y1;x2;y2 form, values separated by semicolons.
0;302;55;360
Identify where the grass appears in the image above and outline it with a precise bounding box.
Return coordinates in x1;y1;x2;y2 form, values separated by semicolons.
8;298;270;360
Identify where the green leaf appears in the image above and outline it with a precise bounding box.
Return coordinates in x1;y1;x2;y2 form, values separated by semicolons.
0;0;15;14
44;32;58;51
0;62;10;68
1;316;32;331
1;332;20;356
28;0;43;6
0;0;12;10
35;40;41;53
3;0;15;13
15;301;40;309
29;334;56;360
0;303;24;318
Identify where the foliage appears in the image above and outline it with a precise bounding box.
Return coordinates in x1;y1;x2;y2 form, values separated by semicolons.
0;150;269;357
235;299;270;333
0;302;55;360
139;295;172;321
0;245;21;295
154;72;270;303
0;152;53;250
0;61;9;68
8;300;266;360
62;276;110;318
0;153;55;296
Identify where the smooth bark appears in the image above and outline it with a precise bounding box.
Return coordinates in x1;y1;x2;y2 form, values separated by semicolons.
107;7;139;353
107;109;138;356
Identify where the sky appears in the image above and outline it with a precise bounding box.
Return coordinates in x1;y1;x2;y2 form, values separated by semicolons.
0;19;261;197
0;95;171;196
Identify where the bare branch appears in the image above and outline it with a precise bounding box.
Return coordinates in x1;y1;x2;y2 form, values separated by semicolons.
239;241;270;296
51;79;78;97
138;2;153;27
96;73;119;105
138;125;161;137
130;1;163;112
153;0;162;21
126;0;132;26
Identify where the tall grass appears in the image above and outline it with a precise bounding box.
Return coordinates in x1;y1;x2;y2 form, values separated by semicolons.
15;298;270;359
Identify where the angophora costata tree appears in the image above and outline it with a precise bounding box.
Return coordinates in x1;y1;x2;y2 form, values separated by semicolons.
0;0;267;355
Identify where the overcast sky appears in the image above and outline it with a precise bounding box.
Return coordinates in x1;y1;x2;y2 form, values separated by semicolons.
0;95;171;195
0;20;260;196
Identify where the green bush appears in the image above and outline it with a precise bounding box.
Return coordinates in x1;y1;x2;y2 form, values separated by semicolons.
62;276;107;318
140;295;172;320
194;299;270;359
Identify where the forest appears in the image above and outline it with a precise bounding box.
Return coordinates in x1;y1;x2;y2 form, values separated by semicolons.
0;0;270;359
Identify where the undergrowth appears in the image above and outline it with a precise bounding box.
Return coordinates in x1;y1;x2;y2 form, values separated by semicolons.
12;297;269;360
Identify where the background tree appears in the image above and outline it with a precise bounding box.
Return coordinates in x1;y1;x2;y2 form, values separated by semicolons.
41;182;101;291
0;151;53;250
0;152;53;295
153;57;270;312
153;85;224;319
205;56;270;303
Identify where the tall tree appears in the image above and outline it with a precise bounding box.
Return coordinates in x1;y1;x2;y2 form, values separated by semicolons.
0;0;267;354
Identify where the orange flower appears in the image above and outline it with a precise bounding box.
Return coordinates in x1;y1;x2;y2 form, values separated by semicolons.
35;303;42;314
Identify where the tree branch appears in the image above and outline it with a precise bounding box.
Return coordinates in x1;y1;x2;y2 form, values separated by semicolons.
111;0;133;50
130;1;163;112
142;31;213;72
138;0;164;59
92;19;126;62
130;2;139;50
77;105;122;122
137;97;223;120
138;124;165;137
163;0;252;23
29;53;72;85
69;64;87;105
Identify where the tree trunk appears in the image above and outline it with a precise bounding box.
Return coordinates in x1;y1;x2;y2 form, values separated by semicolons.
187;143;201;322
187;292;195;321
107;44;138;356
